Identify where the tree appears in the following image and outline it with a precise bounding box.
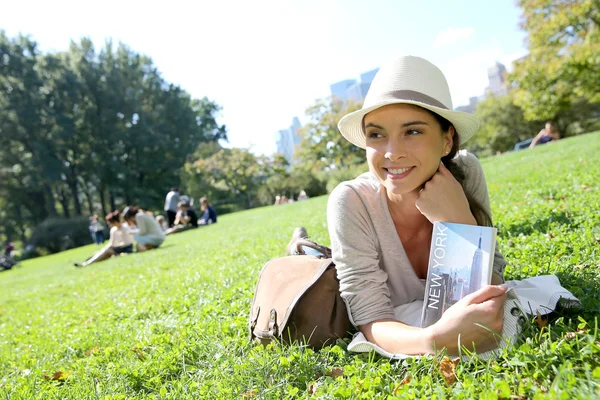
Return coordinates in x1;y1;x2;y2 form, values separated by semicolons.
0;32;227;249
296;97;365;171
466;95;543;156
193;148;264;209
510;0;600;121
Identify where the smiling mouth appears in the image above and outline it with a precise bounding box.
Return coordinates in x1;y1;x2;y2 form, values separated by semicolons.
384;166;414;179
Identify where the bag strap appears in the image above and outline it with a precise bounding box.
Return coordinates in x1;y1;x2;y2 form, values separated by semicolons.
294;238;332;259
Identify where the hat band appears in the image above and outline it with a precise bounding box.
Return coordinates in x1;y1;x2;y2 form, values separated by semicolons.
369;90;449;110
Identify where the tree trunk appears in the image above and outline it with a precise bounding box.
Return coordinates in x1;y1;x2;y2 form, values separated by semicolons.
109;190;117;211
43;183;58;217
68;166;82;216
83;185;94;216
58;188;71;218
99;184;108;217
16;206;27;244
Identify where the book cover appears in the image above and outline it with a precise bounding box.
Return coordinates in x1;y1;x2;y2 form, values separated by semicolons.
420;222;497;328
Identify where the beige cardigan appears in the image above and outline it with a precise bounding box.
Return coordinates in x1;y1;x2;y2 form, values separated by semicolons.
327;150;507;326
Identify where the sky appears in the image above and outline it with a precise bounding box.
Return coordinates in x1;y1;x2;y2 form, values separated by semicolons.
0;0;528;156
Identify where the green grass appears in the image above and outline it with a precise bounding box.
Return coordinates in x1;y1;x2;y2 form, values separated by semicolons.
1;132;600;399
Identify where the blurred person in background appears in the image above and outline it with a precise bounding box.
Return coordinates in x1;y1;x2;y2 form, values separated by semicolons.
198;197;217;225
164;187;180;227
74;210;133;267
123;206;165;251
89;215;105;245
529;121;560;148
165;201;199;235
155;215;169;231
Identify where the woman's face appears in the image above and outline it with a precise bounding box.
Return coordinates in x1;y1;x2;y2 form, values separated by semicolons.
364;104;453;196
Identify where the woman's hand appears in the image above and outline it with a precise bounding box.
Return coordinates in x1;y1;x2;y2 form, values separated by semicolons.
425;285;507;355
415;162;476;225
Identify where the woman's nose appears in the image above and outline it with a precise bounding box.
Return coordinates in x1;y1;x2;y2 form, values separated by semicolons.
385;136;407;161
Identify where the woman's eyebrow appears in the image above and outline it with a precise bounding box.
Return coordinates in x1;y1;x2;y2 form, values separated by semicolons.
401;121;429;127
364;122;385;130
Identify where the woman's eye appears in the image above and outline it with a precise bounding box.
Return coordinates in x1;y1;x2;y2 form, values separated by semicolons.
367;131;383;139
406;129;421;136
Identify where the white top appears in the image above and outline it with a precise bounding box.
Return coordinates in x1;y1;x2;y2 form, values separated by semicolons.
164;191;180;212
108;224;133;248
90;221;104;233
326;150;507;326
135;212;166;241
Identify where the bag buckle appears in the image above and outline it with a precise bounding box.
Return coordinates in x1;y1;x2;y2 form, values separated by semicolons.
268;308;279;337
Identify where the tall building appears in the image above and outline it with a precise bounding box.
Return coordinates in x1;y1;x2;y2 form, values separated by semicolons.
467;233;484;295
275;117;303;164
454;61;508;111
487;62;508;96
329;79;357;102
330;68;380;102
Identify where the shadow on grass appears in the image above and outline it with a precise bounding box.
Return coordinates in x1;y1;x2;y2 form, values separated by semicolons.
497;211;580;237
553;269;600;320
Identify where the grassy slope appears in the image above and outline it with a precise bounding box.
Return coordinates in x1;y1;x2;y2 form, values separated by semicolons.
1;132;599;399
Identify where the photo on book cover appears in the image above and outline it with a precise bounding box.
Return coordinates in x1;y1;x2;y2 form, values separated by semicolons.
421;222;497;328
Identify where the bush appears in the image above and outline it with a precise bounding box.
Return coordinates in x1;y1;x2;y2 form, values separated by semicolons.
29;217;95;254
318;162;369;193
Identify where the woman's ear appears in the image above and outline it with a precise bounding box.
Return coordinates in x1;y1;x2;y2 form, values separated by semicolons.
444;126;455;154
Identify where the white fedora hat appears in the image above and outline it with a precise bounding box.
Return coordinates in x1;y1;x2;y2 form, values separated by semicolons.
338;56;480;149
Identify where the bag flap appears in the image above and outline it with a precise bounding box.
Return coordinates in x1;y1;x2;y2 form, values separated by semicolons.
249;256;334;338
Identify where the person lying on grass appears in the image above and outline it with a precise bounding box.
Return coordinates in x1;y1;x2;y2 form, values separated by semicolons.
74;210;133;267
122;206;166;252
325;56;508;356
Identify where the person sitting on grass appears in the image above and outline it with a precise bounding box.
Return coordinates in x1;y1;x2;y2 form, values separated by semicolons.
529;121;560;148
165;201;198;235
155;215;169;231
122;206;166;252
198;197;217;225
74;210;133;267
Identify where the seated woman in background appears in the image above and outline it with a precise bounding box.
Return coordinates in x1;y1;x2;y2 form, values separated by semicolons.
529;121;560;148
198;197;217;225
155;215;169;231
165;201;198;235
123;206;166;251
74;210;133;267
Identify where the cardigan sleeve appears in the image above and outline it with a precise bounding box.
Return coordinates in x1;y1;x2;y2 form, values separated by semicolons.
327;183;397;326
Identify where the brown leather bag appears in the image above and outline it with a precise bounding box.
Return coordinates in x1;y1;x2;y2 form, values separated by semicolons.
248;240;352;349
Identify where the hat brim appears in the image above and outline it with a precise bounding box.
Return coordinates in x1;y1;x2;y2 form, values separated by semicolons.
338;100;480;149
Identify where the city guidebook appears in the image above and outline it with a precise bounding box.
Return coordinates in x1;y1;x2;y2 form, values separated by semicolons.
420;222;497;328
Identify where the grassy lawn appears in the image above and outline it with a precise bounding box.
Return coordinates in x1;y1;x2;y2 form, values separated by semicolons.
1;132;600;399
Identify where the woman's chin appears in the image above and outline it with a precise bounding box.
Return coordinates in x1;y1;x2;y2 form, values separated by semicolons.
384;181;420;196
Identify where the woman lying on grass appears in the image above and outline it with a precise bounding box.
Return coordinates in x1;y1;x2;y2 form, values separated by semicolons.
293;56;577;357
74;210;133;267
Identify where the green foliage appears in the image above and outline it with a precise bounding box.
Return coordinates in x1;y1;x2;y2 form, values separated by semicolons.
28;217;94;254
1;132;599;398
466;95;543;156
192;147;267;209
0;32;225;246
318;162;370;193
511;0;600;120
296;97;365;171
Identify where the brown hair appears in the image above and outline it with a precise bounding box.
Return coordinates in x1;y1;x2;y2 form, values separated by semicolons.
122;206;139;221
105;210;121;224
200;197;209;206
430;112;493;227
